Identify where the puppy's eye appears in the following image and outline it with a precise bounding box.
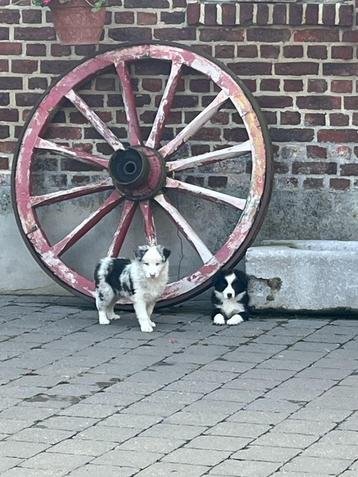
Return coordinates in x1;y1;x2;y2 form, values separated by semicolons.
144;262;149;266
155;263;160;266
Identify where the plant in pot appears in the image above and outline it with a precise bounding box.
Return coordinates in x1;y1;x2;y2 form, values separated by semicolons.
32;0;107;45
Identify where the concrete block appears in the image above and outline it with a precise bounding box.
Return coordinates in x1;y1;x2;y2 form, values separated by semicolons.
246;240;358;312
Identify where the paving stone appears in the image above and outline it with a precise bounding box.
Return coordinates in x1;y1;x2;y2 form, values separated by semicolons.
233;445;301;462
47;438;115;456
118;436;185;453
93;449;163;468
0;457;22;472
141;423;207;440
21;452;91;471
271;418;336;436
8;428;75;444
162;448;230;466
41;416;99;431
253;432;319;448
1;468;67;477
100;413;162;429
206;421;269;439
0;440;49;458
67;465;138;477
186;435;252;451
208;459;280;476
135;462;210;477
77;425;139;442
282;456;352;474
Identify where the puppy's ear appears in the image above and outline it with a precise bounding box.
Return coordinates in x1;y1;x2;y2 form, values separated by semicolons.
135;245;149;261
234;269;248;288
162;248;171;261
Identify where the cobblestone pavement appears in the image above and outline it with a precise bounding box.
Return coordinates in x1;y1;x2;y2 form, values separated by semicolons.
0;296;358;476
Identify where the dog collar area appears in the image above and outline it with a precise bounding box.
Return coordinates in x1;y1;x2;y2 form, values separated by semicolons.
109;146;166;200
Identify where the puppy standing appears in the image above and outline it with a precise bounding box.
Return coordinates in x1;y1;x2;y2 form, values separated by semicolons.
95;245;170;332
211;270;249;325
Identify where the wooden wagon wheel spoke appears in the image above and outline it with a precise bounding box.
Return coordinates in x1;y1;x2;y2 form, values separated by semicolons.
52;191;122;257
166;141;251;173
146;61;183;149
30;179;114;207
139;200;157;245
107;199;137;257
115;61;142;146
35;138;109;169
165;177;246;210
155;193;214;264
65;89;124;151
159;90;229;159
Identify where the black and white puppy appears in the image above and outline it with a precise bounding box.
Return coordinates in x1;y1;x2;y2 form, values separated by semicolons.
94;244;170;332
211;270;249;325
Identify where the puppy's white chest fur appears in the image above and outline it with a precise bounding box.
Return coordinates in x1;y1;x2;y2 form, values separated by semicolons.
221;297;245;318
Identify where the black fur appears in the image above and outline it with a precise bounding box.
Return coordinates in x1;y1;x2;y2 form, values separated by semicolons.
211;269;249;324
94;258;134;295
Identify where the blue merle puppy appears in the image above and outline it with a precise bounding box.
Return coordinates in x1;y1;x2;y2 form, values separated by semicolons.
211;270;249;325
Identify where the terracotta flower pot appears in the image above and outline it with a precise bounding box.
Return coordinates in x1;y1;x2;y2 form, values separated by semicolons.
50;0;106;45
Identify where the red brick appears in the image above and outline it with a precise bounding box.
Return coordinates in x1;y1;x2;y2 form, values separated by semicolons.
271;128;314;142
26;43;46;56
0;77;22;89
12;60;38;74
0;9;19;23
173;0;186;7
307;79;327;93
331;80;352;93
353;114;358;126
263;111;277;125
294;29;339;42
330;113;349;127
222;3;236;26
28;77;48;90
0;125;9;139
114;12;134;24
247;28;291;43
318;129;358;143
237;45;258;58
272;4;286;24
257;96;292;109
332;46;353;60
260;79;280;92
21;10;42;23
240;3;253;25
155;27;196;41
124;0;168;7
228;62;272;76
288;4;303;25
341;164;358;176
215;45;234;58
138;12;157;25
307;145;327;159
323;63;358;76
15;27;55;41
303;178;323;189
51;44;71;57
307;45;327;59
142;79;162;92
0;157;9;170
292;162;337;174
342;31;358;42
0;93;9;106
0;141;16;153
110;27;151;42
260;45;280;59
95;78;115;91
204;3;216;25
223;128;248;142
0;42;22;55
305;4;318;25
338;4;354;26
330;178;350;190
281;111;301;125
0;108;18;122
297;96;341;110
41;60;78;75
283;45;303;58
186;2;200;25
208;176;227;188
344;97;358;110
322;4;336;25
0;27;9;40
257;4;269;25
284;80;303;92
160;11;184;24
275;62;318;76
200;28;244;42
304;113;325;126
190;79;211;93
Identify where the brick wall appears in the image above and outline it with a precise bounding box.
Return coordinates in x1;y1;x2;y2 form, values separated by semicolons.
1;0;358;241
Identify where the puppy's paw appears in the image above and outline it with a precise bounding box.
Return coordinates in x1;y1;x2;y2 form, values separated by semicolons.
213;313;225;325
99;317;110;325
109;313;120;321
140;323;153;333
149;320;156;328
227;314;244;325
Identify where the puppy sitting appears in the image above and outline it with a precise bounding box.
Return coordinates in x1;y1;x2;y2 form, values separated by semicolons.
211;270;249;325
94;244;170;332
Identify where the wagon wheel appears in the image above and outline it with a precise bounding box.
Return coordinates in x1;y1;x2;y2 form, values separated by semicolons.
12;41;272;308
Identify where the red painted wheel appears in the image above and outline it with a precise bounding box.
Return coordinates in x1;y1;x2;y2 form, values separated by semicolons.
12;41;272;308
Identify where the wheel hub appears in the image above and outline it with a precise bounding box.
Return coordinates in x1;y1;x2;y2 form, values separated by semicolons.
109;146;166;200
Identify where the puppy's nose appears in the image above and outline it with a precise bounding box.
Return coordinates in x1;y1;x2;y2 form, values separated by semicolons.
150;273;156;279
227;293;233;299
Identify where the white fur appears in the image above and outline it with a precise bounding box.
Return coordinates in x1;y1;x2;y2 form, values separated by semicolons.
227;314;244;325
213;313;225;325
